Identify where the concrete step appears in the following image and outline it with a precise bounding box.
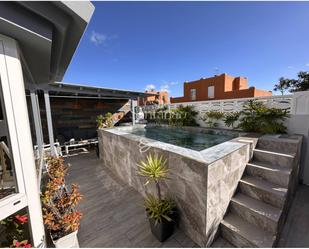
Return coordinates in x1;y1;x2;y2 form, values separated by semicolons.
239;176;287;208
253;149;294;169
246;161;291;187
256;136;299;155
211;236;235;248
221;212;276;248
230;193;282;234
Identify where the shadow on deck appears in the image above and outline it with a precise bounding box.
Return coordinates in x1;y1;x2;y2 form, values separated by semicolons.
65;150;198;248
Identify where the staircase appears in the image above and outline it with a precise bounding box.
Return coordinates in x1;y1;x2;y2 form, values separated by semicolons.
112;102;131;125
219;136;301;247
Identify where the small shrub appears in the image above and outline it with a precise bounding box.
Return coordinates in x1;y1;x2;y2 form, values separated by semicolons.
145;105;198;127
202;110;224;128
169;105;198;127
238;100;289;134
96;114;104;128
223;112;240;129
96;112;114;128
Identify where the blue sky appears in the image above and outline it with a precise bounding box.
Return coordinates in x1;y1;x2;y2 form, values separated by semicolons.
63;1;309;97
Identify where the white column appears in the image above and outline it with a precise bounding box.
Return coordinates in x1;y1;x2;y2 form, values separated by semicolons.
0;34;45;247
131;98;137;126
30;91;44;154
44;91;56;156
30;90;46;190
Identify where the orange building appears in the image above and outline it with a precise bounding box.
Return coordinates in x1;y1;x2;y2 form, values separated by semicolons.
138;90;169;106
170;73;272;103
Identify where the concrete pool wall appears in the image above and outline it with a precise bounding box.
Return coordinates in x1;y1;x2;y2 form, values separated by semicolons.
98;125;256;246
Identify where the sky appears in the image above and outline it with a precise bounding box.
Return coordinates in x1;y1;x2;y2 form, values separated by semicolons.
63;1;309;97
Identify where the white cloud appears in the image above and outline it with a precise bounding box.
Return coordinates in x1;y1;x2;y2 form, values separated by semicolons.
287;66;294;69
144;81;178;93
305;63;309;67
160;84;170;92
169;81;179;85
145;84;156;91
90;31;107;45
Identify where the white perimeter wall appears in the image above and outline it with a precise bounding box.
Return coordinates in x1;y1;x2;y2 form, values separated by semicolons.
165;91;309;185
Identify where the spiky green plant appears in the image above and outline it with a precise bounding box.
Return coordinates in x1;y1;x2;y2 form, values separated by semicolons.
137;154;175;225
144;194;175;225
137;154;169;200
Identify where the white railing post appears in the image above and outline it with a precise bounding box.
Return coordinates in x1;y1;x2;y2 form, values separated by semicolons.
30;91;44;156
44;91;57;156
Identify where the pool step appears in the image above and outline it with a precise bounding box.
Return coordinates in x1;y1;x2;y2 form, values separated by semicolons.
220;212;276;248
253;149;294;169
245;161;291;187
239;176;287;209
256;136;300;155
217;136;300;248
230;193;282;234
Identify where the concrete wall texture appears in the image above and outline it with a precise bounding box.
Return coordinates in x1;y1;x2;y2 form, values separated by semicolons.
98;127;253;246
171;73;272;103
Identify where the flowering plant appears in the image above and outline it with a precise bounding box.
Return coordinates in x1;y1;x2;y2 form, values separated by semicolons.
42;157;83;240
0;214;32;248
10;240;32;248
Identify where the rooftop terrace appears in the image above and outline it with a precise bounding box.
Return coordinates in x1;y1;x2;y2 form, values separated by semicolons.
65;150;198;247
64;149;309;248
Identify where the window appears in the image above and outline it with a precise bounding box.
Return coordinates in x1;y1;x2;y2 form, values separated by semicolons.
208;86;214;99
190;89;196;101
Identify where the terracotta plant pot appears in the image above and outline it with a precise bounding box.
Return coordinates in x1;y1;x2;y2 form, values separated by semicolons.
52;230;79;248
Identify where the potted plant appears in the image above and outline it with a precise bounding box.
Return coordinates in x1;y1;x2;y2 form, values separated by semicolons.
41;157;83;248
0;213;32;248
137;154;176;242
96;112;114;129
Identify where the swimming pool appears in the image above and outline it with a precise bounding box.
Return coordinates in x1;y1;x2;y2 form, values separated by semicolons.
129;126;236;151
98;125;250;246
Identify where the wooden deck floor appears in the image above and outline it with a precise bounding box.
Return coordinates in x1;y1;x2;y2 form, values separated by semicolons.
65;150;197;248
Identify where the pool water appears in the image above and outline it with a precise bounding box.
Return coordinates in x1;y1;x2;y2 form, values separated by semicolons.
130;127;235;151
